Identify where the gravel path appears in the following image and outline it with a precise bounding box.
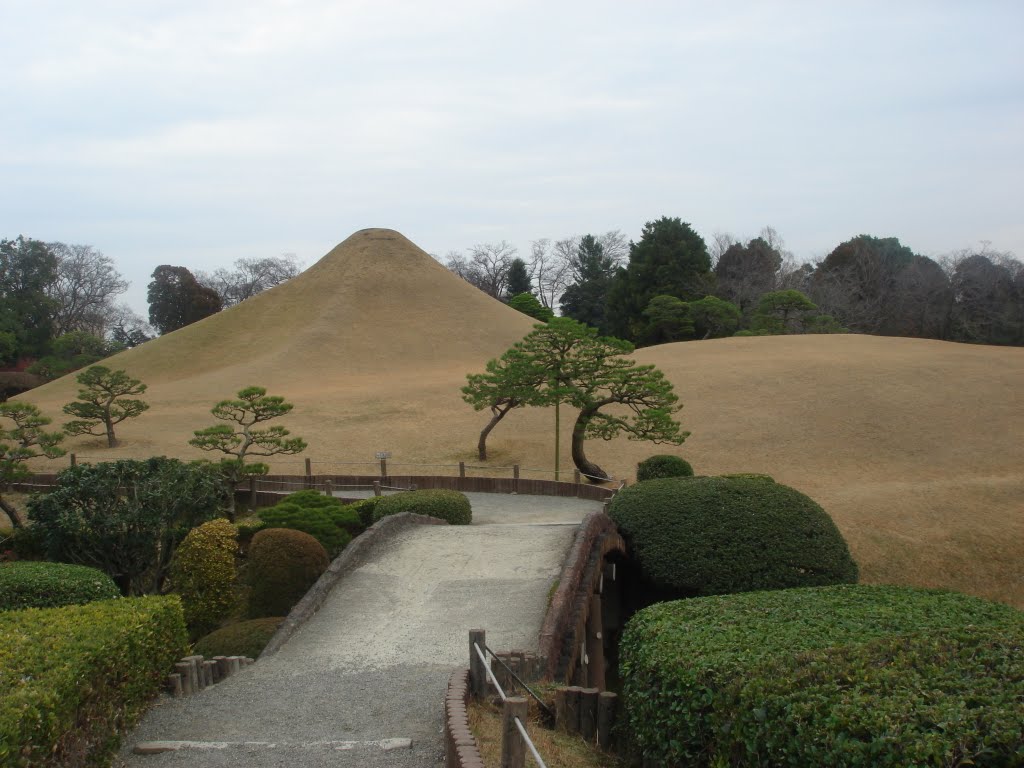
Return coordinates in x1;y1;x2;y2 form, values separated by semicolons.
118;494;603;768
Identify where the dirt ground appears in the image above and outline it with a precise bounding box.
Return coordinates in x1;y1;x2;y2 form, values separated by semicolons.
15;228;1024;608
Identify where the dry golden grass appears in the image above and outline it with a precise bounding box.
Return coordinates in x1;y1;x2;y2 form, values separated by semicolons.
469;698;622;768
15;229;1024;608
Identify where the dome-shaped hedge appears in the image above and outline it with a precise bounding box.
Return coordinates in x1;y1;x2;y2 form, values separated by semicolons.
608;476;858;597
0;561;121;610
636;454;694;481
247;528;329;618
193;617;285;659
372;489;472;525
260;490;359;556
169;518;238;638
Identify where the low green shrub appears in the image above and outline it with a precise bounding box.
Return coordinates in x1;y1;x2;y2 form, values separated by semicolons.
247;528;329;618
635;454;693;481
0;562;120;611
372;489;471;525
347;497;382;529
260;490;359;556
608;475;857;597
0;595;188;766
169;519;238;639
620;585;1024;767
193;617;285;659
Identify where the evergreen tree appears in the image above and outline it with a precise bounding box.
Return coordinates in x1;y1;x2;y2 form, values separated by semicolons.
505;258;533;298
147;265;222;335
606;217;712;343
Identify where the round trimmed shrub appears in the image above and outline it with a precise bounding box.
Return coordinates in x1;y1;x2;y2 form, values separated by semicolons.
636;454;693;481
260;490;359;556
193;616;285;659
247;528;329;618
608;475;857;597
372;489;472;525
0;561;120;610
169;518;238;638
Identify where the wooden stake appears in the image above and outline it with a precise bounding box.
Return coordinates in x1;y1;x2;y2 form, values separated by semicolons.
469;630;487;699
597;691;618;749
501;697;528;768
580;687;599;741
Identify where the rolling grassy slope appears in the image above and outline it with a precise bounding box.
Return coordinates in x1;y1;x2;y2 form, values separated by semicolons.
16;229;1024;607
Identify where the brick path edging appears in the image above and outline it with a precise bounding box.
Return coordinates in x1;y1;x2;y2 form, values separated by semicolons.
260;511;448;658
445;668;485;768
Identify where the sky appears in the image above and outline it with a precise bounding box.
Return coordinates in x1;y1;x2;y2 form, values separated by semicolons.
2;1;1022;316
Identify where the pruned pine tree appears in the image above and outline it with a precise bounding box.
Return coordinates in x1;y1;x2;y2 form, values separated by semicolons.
63;366;148;447
0;402;66;527
189;386;307;519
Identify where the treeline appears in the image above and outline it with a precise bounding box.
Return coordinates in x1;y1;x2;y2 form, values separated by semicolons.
0;236;300;388
443;218;1024;347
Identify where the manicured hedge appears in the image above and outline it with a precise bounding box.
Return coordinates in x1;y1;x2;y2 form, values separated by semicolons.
0;562;120;611
169;519;238;639
193;617;285;659
346;497;382;529
635;454;693;481
372;489;471;525
247;528;329;618
608;475;857;597
0;596;188;767
260;490;359;556
620;585;1024;767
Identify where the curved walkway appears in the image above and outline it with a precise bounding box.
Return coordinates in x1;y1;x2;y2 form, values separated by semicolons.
117;493;603;768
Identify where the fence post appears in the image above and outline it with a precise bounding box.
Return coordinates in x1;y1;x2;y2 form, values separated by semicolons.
459;461;466;478
501;697;528;768
70;453;77;467
248;476;256;508
373;480;381;497
324;479;333;497
574;469;581;496
380;458;387;479
597;691;618;749
305;458;312;489
586;593;606;691
469;629;487;699
580;688;599;741
513;464;519;493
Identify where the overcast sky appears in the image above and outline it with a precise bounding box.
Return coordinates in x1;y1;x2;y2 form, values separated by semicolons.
2;1;1022;316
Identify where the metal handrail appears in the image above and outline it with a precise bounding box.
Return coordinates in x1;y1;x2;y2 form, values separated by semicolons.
472;641;549;768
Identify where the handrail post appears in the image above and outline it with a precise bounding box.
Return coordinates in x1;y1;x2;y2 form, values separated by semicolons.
469;629;487;699
501;697;528;768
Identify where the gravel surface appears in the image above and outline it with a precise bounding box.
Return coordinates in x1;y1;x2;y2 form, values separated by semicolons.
118;494;603;768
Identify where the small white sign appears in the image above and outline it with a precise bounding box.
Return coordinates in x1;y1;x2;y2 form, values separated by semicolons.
375;451;392;460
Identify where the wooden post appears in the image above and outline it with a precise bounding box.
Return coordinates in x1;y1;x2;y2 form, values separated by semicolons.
574;469;581;496
580;688;599;741
565;686;583;734
324;479;333;497
174;662;193;695
501;697;528;768
513;464;520;493
469;629;487;699
70;453;77;467
167;673;183;697
597;691;618;749
380;458;387;479
554;687;569;731
586;593;606;691
459;461;466;478
248;476;256;508
305;457;312;477
373;480;382;497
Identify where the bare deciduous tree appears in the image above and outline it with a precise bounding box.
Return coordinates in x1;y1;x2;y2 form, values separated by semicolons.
444;241;518;299
197;254;302;307
46;243;129;337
